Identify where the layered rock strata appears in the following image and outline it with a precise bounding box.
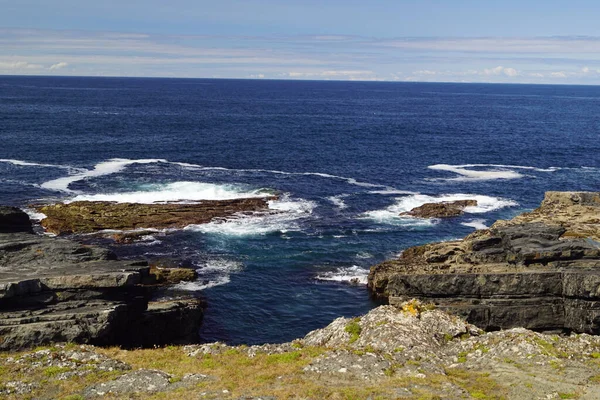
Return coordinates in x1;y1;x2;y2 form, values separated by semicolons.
0;209;202;350
36;197;276;235
368;191;600;334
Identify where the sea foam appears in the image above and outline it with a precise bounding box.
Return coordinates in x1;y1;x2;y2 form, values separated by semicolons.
68;181;270;203
428;163;559;182
185;195;315;236
315;265;369;285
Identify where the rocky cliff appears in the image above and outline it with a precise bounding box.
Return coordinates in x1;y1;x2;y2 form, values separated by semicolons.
0;207;203;350
368;192;600;334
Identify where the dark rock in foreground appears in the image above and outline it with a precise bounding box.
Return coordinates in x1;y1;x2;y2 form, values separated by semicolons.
400;199;477;218
36;197;276;235
0;209;203;350
0;206;33;233
369;191;600;334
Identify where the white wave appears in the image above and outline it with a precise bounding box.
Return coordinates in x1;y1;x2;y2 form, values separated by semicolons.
68;181;270;203
461;219;489;230
0;159;81;171
315;265;369;285
327;195;348;209
173;275;231;291
173;258;243;291
37;157;388;194
40;158;168;193
185;195;315;236
428;164;559;182
368;189;417;195
362;193;516;224
176;161;386;189
22;208;47;221
355;251;373;259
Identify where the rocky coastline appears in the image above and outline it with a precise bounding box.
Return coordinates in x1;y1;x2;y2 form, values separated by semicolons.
368;191;600;334
0;206;203;350
1;192;600;399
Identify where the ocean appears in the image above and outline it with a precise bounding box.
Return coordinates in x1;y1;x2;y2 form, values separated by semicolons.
1;76;599;344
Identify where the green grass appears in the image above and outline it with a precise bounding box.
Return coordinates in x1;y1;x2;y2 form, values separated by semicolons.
345;318;362;344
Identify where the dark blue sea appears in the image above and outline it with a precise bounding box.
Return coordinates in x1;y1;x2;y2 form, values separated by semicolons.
1;76;599;344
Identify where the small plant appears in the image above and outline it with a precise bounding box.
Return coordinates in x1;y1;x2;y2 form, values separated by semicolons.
590;352;600;359
558;393;577;399
345;318;362;344
457;351;469;363
43;366;71;377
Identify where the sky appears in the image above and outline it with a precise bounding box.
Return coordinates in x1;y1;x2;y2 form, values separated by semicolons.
2;0;600;84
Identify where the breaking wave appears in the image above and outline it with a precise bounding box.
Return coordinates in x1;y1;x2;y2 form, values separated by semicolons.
184;195;315;236
315;265;369;285
68;181;271;203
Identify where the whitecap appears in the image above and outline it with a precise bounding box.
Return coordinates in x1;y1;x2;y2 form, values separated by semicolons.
40;158;168;193
461;219;489;230
327;195;348;210
428;163;559;182
173;258;243;291
22;208;47;221
184;195;315;236
68;181;271;203
315;265;369;285
173;275;231;291
0;158;81;171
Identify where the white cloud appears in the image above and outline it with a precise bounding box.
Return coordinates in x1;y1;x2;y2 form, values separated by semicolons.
482;66;519;77
49;62;69;70
0;60;43;70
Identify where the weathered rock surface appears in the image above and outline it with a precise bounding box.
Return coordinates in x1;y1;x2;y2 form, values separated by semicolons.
369;191;600;334
36;197;276;235
2;302;600;399
0;226;202;350
400;199;478;218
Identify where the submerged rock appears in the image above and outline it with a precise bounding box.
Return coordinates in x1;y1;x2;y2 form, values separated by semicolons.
369;191;600;334
36;197;277;235
400;199;477;218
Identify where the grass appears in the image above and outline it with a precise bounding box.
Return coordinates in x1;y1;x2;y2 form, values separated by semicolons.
0;343;511;400
344;318;362;344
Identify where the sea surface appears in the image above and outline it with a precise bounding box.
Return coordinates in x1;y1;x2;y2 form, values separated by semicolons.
1;76;599;344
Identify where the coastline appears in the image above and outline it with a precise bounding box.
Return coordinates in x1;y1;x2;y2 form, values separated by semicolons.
1;191;600;398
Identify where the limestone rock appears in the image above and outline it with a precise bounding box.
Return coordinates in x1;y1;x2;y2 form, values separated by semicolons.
400;199;477;218
369;191;600;334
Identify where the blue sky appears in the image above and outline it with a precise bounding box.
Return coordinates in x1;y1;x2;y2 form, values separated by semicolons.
2;0;600;83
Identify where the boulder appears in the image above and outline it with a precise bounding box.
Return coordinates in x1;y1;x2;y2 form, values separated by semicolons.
36;197;277;235
369;191;600;334
400;199;477;218
0;206;32;233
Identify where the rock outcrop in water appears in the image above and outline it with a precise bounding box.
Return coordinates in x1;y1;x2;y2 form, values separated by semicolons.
400;199;478;218
0;208;203;350
36;197;276;235
369;191;600;334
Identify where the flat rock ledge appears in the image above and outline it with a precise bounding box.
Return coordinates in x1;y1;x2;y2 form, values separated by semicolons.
36;197;276;235
0;208;203;350
369;191;600;334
